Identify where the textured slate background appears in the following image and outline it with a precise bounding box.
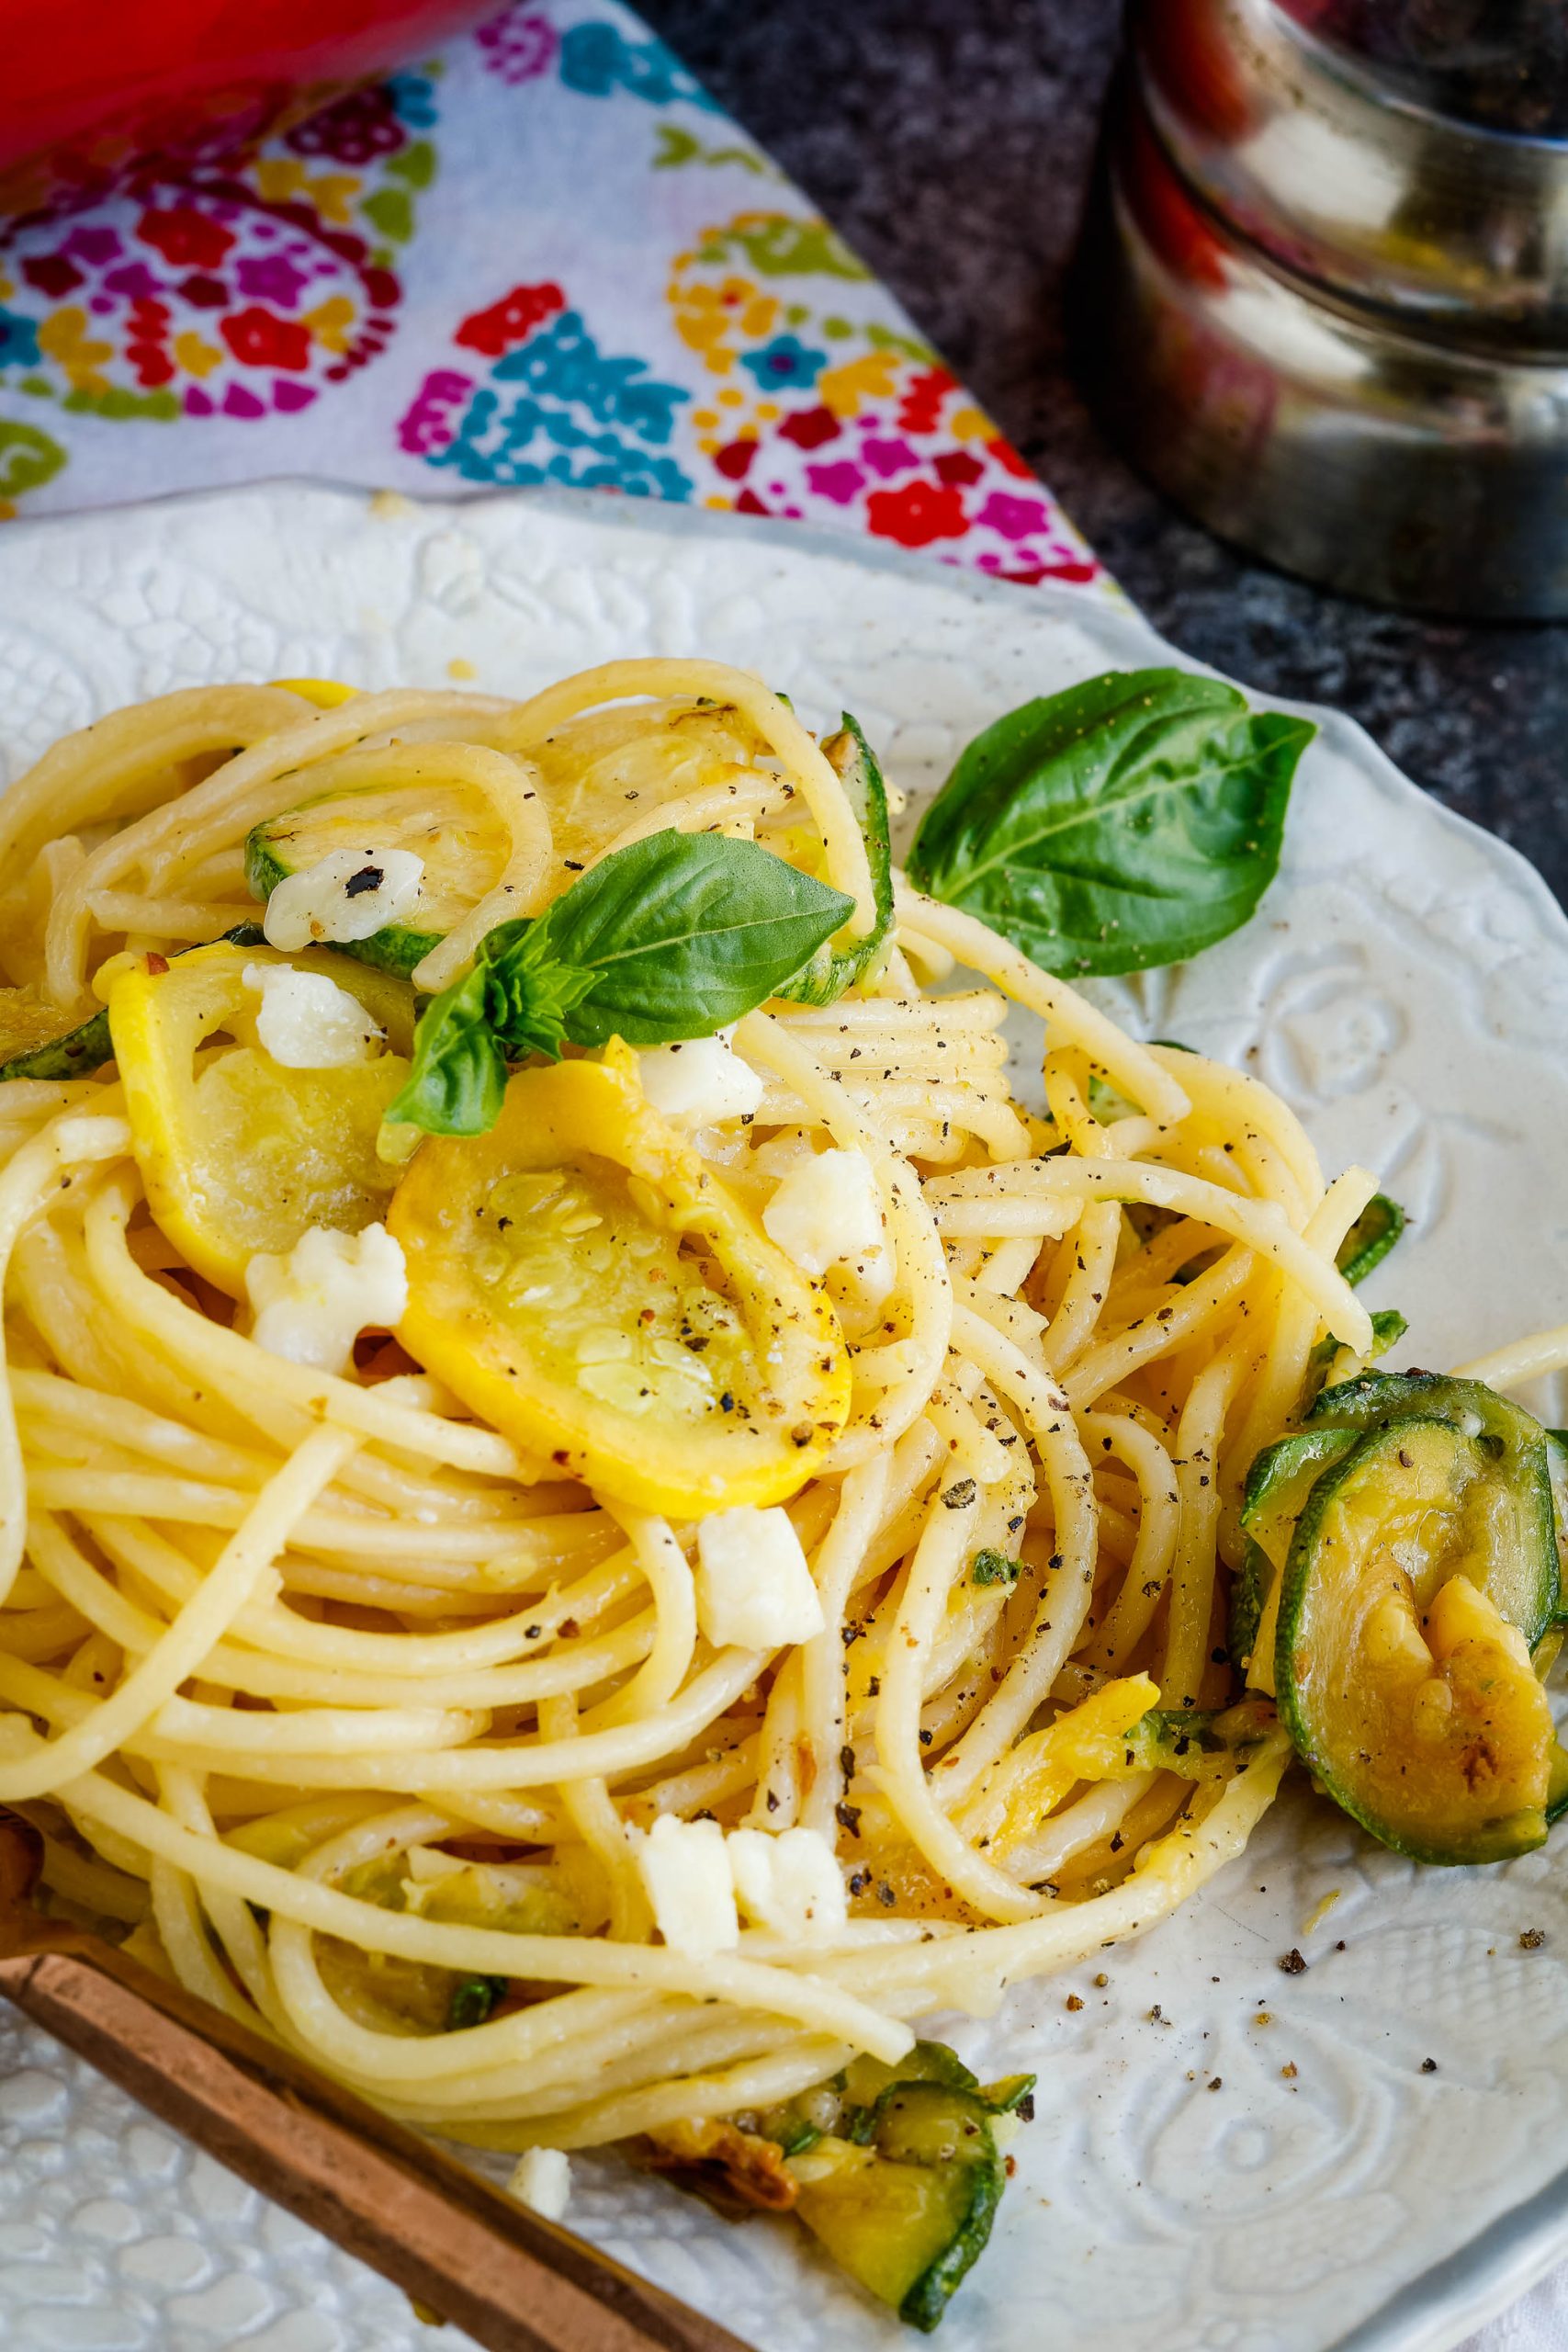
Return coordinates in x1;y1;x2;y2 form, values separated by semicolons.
640;0;1568;909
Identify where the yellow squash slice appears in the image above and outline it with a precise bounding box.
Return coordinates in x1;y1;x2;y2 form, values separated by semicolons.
109;942;414;1295
270;676;359;708
390;1048;850;1518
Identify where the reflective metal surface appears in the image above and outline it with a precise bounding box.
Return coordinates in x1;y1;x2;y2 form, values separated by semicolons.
1135;0;1568;351
1082;0;1568;616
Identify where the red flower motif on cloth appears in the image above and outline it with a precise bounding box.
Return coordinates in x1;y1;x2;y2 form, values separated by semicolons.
777;404;840;450
865;477;969;548
896;366;956;436
135;208;235;270
286;88;408;167
670;209;1104;592
220;305;312;370
986;436;1035;480
0;66;440;473
456;280;565;359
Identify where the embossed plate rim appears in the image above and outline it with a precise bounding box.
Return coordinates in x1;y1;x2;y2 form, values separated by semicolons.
0;478;1564;2352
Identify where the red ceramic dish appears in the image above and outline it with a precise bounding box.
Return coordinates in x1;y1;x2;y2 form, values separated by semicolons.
0;0;493;218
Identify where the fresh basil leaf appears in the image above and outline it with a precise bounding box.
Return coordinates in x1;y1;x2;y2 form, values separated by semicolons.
388;832;852;1136
386;966;508;1136
533;829;853;1046
907;669;1314;978
778;713;894;1006
475;920;599;1060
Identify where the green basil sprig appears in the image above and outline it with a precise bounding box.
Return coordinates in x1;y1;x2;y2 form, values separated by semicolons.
777;715;893;1005
387;829;852;1136
907;668;1314;978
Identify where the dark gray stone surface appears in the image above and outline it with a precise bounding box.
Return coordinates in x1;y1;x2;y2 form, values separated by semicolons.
639;0;1568;908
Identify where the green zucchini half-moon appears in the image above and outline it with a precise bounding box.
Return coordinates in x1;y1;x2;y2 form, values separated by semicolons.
0;925;267;1085
1277;1415;1559;1866
1305;1372;1560;1643
245;785;493;978
792;2079;1007;2333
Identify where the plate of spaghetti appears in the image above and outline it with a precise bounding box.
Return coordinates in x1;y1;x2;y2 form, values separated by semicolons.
0;482;1566;2352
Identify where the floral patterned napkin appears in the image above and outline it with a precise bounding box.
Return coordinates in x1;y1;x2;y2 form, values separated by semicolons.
0;0;1104;598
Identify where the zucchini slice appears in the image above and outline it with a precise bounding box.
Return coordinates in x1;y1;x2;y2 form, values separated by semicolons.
0;999;113;1084
777;715;894;1006
1228;1538;1274;1681
0;926;266;1085
1245;1428;1362;1570
716;2041;1033;2330
1551;1736;1568;1826
246;786;495;980
1335;1192;1405;1288
1305;1372;1560;1643
1234;1429;1359;1690
1548;1430;1568;1627
793;2081;1007;2333
1302;1305;1408;1411
1277;1416;1558;1865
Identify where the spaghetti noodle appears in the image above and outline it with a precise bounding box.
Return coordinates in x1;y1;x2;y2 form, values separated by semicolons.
0;659;1548;2305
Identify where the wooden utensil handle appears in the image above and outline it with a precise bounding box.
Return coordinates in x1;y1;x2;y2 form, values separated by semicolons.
0;1938;750;2352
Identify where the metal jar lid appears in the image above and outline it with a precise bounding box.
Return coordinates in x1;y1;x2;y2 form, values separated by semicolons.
1132;0;1568;355
1077;68;1568;616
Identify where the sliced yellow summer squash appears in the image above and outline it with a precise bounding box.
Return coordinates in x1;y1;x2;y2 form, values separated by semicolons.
270;677;359;707
390;1046;850;1517
109;941;414;1295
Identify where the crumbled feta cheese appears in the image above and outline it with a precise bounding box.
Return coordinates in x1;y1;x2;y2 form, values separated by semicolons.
244;1222;408;1375
262;845;424;950
636;1028;763;1125
508;2147;572;2222
637;1814;739;1953
694;1506;825;1651
729;1826;847;1942
243;963;383;1069
762;1148;884;1277
748;1127;816;1182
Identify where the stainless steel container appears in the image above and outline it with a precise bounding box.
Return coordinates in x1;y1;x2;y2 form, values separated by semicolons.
1081;0;1568;616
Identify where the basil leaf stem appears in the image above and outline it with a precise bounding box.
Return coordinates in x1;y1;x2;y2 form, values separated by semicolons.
907;668;1314;978
387;830;852;1136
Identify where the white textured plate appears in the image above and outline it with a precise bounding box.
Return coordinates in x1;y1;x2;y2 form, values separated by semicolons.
1;482;1567;2352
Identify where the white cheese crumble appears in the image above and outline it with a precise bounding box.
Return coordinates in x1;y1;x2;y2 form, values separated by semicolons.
761;1147;884;1278
244;1222;408;1375
729;1826;847;1942
262;845;424;950
636;1027;763;1125
508;2147;572;2222
243;963;384;1069
694;1506;825;1651
635;1814;739;1953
